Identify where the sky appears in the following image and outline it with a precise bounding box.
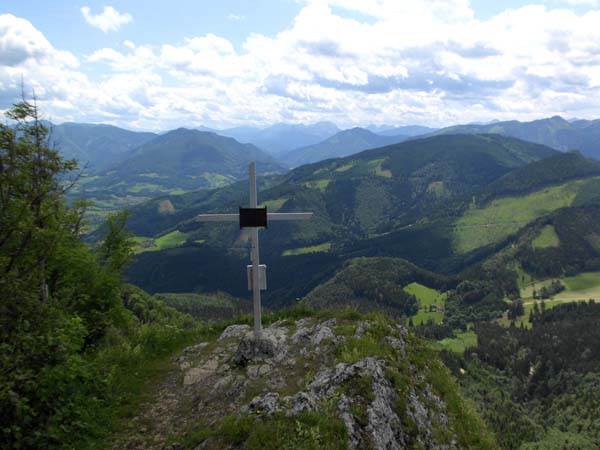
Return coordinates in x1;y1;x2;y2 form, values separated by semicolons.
1;0;600;131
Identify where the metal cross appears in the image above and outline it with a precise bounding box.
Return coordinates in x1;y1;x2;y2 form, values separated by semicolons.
196;162;313;337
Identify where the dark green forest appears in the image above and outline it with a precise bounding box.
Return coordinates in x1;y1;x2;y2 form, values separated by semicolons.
442;301;600;449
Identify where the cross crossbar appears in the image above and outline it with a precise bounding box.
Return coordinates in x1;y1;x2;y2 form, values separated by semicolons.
195;212;313;222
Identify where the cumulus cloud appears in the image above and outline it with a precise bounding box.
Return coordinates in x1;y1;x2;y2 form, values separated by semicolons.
2;2;600;129
81;6;132;33
561;0;600;6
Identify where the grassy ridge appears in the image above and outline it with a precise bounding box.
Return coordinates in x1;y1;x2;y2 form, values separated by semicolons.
454;177;599;253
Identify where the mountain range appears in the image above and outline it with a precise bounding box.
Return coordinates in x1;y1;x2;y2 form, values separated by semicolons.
49;121;156;171
432;115;600;160
74;128;284;208
122;133;582;302
216;121;341;155
282;127;409;167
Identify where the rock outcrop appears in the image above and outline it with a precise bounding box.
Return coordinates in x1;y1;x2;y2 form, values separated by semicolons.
112;317;487;450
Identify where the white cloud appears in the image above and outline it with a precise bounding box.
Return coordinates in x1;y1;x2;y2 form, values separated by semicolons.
560;0;600;6
3;2;600;130
81;6;132;33
227;13;245;21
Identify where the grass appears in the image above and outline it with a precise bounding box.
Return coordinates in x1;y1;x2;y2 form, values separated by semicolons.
453;179;586;253
302;179;331;191
155;231;188;249
129;183;168;193
500;270;600;328
432;331;477;354
282;242;332;256
260;198;287;212
532;225;560;248
201;172;234;188
335;161;356;172
184;411;348;450
520;271;600;300
562;271;600;291
368;158;392;178
133;231;189;253
404;282;447;325
520;279;556;299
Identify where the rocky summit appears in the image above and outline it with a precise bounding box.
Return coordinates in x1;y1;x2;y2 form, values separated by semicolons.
112;315;493;450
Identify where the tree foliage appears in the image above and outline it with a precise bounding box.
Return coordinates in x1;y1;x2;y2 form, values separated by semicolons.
0;99;200;449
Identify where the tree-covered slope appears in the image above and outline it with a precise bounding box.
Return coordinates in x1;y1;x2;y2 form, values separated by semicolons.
445;301;600;449
282;127;407;166
88;128;284;193
432;115;600;160
305;257;453;317
71;129;286;227
121;134;564;303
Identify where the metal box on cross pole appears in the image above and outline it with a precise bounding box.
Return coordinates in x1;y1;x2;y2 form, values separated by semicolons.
247;264;267;290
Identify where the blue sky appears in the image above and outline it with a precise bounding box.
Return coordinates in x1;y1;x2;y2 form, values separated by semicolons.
1;1;600;130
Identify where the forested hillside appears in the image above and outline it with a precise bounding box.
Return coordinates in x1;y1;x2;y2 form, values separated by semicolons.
121;133;564;302
70;129;285;227
432;115;600;160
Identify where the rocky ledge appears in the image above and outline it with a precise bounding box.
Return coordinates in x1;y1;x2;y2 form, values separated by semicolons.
112;316;488;450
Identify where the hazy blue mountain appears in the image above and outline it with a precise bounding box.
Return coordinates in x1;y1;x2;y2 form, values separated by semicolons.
196;125;218;133
376;125;438;137
432;115;600;160
282;127;408;166
49;122;156;171
219;122;340;155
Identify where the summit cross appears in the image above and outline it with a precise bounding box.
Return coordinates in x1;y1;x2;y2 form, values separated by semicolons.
195;162;313;338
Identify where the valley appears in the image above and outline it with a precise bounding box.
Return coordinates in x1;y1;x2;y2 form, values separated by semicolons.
6;104;600;450
7;2;600;448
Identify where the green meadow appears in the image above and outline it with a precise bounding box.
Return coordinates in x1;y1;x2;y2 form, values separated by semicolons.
404;282;447;325
133;230;189;253
302;179;331;191
501;271;600;328
282;242;332;256
432;331;477;354
453;180;586;253
532;225;560;248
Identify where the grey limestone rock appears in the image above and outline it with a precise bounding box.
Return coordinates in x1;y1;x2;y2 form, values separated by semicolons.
354;320;374;338
247;392;281;416
218;324;251;341
233;334;278;367
285;391;316;415
311;325;335;346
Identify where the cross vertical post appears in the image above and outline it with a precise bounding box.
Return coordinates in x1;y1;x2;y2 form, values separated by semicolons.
195;162;313;340
248;162;262;337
